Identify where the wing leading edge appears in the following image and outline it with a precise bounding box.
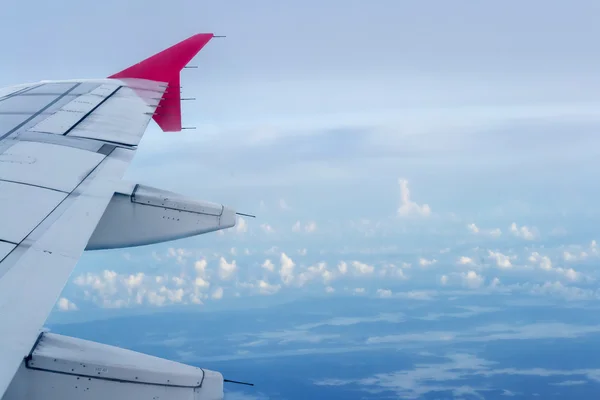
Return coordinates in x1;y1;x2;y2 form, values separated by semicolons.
0;34;230;398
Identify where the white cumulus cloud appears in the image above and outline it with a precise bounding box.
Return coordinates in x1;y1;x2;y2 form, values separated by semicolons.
397;179;431;218
510;222;537;240
57;297;78;311
218;257;237;280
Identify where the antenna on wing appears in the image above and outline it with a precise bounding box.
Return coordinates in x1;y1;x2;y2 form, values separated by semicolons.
224;378;254;387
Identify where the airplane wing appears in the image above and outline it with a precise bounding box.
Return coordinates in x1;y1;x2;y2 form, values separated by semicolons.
0;34;237;400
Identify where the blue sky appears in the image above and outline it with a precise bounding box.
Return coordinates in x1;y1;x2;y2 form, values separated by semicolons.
3;1;600;320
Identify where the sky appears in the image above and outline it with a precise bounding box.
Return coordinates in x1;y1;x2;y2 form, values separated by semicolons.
0;0;596;311
5;1;600;397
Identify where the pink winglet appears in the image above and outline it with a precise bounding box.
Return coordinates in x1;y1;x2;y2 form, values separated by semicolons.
108;33;214;132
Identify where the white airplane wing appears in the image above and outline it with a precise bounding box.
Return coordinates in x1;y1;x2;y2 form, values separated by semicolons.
0;34;238;400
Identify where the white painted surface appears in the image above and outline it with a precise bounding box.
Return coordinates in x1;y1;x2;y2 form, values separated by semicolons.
0;181;66;243
0;141;104;192
0;148;132;396
0;242;15;262
133;185;225;216
29;85;120;135
31;333;207;386
0;115;29;137
0;84;35;99
87;186;236;250
23;83;77;94
67;86;160;146
0;95;57;114
4;354;223;400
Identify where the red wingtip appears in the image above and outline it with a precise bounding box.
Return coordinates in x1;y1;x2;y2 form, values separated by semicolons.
108;33;214;132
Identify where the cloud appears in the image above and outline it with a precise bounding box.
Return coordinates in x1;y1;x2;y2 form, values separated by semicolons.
56;297;78;312
458;256;475;266
551;380;587;386
297;313;404;331
279;198;290;210
462;271;484;289
315;351;600;400
235;216;248;234
376;289;393;298
260;223;276;233
292;220;317;233
261;259;275;272
528;252;581;281
367;321;600;346
352;261;375;275
419;258;437;267
377;290;437;301
417;306;499;321
280;253;296;285
397;179;431;218
211;287;224;300
257;280;281;295
488;251;513;268
167;247;192;265
467;223;502;238
218;257;237;280
304;221;317;233
510;223;537;240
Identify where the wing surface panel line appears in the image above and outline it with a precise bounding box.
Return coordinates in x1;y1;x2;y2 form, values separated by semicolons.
63;86;123;136
0;178;69;194
0;147;113;280
0;83;81;141
0;84;45;102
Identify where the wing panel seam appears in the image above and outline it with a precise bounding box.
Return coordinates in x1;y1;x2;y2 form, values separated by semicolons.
63;86;123;136
0;84;45;102
0;148;115;273
0;178;69;194
0;83;82;141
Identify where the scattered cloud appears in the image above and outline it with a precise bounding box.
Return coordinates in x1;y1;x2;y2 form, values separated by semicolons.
458;256;475;266
419;258;437;267
397;179;431;218
211;287;224;300
235;217;248;234
462;271;485;289
316;350;600;399
488;251;513;269
56;297;78;312
467;223;502;238
219;257;237;280
510;223;537;240
260;224;276;234
279;198;290;210
292;220;318;233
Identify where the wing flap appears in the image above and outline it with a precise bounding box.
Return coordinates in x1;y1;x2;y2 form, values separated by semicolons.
66;85;160;146
28;84;120;135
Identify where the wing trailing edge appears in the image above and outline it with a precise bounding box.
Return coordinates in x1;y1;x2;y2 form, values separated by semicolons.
108;33;214;132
